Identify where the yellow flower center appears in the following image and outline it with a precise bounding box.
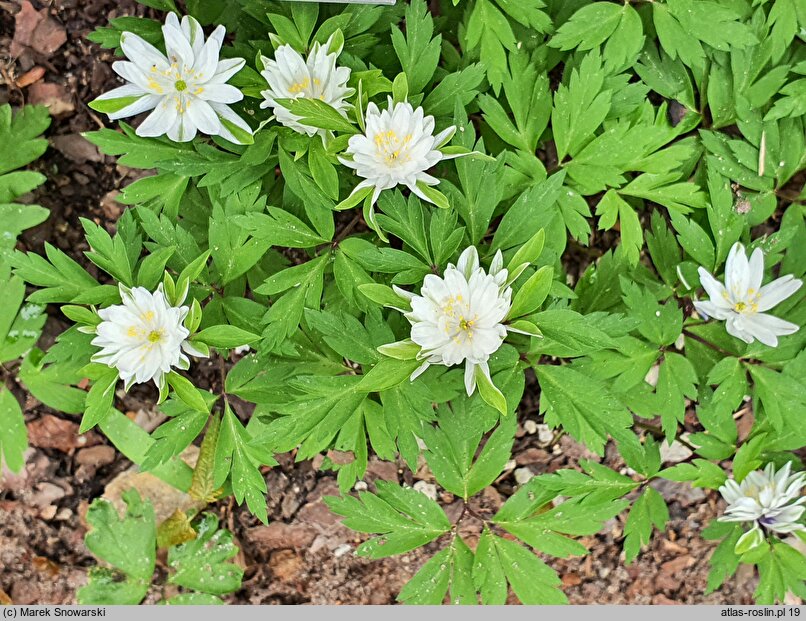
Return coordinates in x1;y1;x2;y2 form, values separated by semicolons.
147;330;164;343
175;80;188;92
374;130;413;165
289;78;311;94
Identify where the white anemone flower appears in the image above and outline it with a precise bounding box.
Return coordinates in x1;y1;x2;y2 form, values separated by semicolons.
719;462;806;552
395;247;512;396
339;97;456;206
91;284;206;390
694;242;802;347
259;36;354;136
94;13;252;144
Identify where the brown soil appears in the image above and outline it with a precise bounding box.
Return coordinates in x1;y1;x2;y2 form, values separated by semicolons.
0;0;759;606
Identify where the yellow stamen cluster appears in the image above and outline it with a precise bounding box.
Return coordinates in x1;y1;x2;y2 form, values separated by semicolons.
289;78;311;94
374;130;413;165
441;295;478;343
722;289;760;314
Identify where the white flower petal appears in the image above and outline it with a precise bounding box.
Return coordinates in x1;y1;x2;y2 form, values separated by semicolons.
96;13;249;143
757;275;803;312
91;285;202;389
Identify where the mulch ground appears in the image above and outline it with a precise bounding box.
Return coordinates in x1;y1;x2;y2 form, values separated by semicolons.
0;0;759;605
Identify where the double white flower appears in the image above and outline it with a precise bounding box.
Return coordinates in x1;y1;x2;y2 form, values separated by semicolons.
259;36;354;137
94;14;251;143
392;247;512;396
719;462;806;552
90;284;205;390
694;242;802;347
340;98;456;206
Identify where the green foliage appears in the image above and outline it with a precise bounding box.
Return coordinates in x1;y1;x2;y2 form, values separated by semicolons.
78;492;243;605
9;0;806;606
0;104;50;473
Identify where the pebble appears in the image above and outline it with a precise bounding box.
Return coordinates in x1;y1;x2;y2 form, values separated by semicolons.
514;467;534;485
76;445;116;468
535;423;554;445
413;480;437;501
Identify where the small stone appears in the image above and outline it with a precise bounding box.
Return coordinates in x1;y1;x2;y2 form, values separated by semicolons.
535;423;554;445
27;82;74;117
51;134;104;163
653;594;682;605
660;438;693;464
16;66;45;88
247;522;316;552
644;364;660;387
38;505;57;520
515;447;549;466
269;549;304;583
11;1;67;57
30;482;66;508
523;419;538;435
333;543;352;558
514;467;534;485
413;480;437;501
27;415;81;453
103;447;200;524
561;572;581;587
76;445;116;468
354;481;368;492
100;191;123;220
365;458;398;483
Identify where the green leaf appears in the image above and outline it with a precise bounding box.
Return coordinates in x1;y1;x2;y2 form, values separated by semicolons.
493;172;565;253
391;0;441;94
81;367;119;433
623;487;669;564
194;325;260;349
0;104;50;175
596;191;643;265
168;514;244;595
358;357;422;393
398;536;476;605
214;405;275;524
166;371;210;414
508;266;553;318
78;490;156;605
0;388;26;473
325;481;451;558
755;540;806;604
11;243;99;304
142;406;209;472
552;50;611;161
473;529;567;605
659;459;728;489
423;64;486;117
475;365;508;417
465;0;516;91
655;353;698;442
531;309;618;357
494;477;629;558
276;97;357;134
620;279;682;347
536;365;633;456
549;2;623;52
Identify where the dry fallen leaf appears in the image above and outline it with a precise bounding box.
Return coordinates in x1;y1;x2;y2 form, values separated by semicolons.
11;1;67;58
